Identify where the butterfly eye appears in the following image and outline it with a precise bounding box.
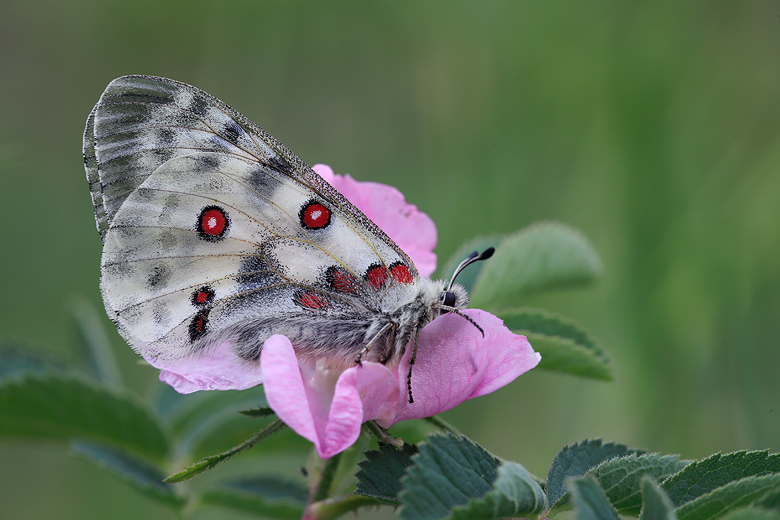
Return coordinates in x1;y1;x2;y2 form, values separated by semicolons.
441;291;457;310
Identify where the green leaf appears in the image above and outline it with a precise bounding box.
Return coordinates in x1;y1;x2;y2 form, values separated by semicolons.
547;439;643;507
0;375;169;463
438;235;505;291
756;488;780;510
398;433;545;520
200;476;307;520
589;453;690;515
663;451;780;507
568;475;621;520
640;477;677;520
0;342;68;382
470;222;603;309
164;419;285;483
153;383;267;434
356;442;419;504
676;473;780;520
500;308;613;380
69;296;123;387
72;441;185;508
721;507;780;520
152;385;296;461
398;434;499;520
449;461;547;520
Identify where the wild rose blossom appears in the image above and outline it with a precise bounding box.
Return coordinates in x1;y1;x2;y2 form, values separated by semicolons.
147;164;541;459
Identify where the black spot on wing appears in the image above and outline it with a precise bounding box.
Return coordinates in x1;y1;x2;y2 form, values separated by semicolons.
236;253;285;289
187;96;209;117
267;155;294;176
244;164;283;195
156;127;176;146
147;263;171;288
195;153;222;171
223;121;243;145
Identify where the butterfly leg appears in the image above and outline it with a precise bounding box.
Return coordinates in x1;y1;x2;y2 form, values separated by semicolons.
406;325;422;404
354;321;395;365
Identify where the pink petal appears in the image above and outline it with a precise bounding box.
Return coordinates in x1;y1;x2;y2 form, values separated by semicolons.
312;164;438;276
144;340;264;394
261;335;397;459
318;363;398;458
383;310;541;426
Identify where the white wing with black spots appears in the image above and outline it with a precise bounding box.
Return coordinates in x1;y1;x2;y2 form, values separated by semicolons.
87;77;424;366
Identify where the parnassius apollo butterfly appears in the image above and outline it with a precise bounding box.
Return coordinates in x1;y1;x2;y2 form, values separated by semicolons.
84;76;491;401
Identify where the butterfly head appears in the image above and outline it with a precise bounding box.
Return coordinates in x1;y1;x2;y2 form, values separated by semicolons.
437;247;494;315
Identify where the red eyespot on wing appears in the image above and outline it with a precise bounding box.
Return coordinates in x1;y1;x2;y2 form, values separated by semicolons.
365;264;388;289
191;286;215;306
390;263;413;284
327;266;360;294
299;291;332;309
188;311;210;341
300;200;331;229
197;206;229;241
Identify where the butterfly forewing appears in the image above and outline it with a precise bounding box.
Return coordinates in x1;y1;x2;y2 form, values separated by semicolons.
88;77;425;364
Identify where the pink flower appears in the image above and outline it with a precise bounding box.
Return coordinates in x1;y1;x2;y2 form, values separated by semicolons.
312;164;437;277
148;165;540;458
261;310;539;459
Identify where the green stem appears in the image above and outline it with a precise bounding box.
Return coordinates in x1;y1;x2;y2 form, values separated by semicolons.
165;419;285;483
311;451;342;502
422;414;460;434
363;420;403;448
303;494;384;520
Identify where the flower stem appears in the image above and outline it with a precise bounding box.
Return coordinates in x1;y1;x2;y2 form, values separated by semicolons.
422;414;460;434
363;420;403;448
303;494;383;520
311;451;342;502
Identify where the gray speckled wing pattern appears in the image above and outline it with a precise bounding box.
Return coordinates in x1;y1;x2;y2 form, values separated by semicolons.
84;76;422;366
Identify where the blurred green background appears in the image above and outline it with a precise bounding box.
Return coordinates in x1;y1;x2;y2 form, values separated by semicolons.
2;1;780;518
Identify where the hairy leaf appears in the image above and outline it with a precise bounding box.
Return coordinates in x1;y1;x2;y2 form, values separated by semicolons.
470;222;602;309
501;308;613;380
591;453;690;515
676;473;780;520
640;476;677;520
569;475;621;520
0;375;169;463
398;434;544;520
201;476;307;520
0;342;67;382
663;451;780;507
72;441;184;508
355;442;418;504
547;439;642;507
449;461;547;519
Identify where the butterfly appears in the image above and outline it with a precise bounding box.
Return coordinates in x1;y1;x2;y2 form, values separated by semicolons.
83;76;492;401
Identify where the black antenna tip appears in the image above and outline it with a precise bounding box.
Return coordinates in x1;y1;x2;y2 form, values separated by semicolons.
479;247;495;260
467;251;479;261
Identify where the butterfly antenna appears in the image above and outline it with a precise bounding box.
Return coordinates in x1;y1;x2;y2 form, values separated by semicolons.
446;247;495;292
